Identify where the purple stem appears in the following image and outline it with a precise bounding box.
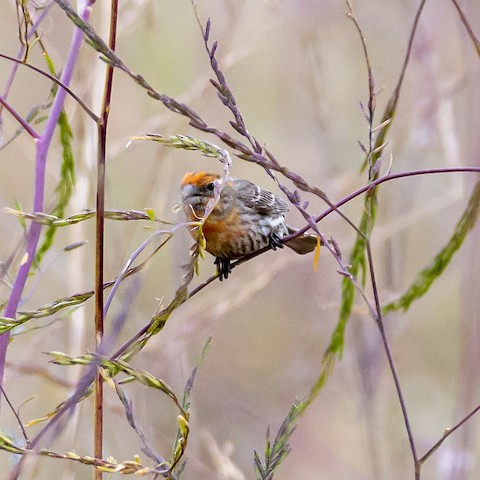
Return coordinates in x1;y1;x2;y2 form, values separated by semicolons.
0;95;39;138
291;167;480;239
0;1;93;389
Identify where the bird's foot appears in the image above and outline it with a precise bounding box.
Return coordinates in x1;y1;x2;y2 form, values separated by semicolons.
268;233;284;251
214;257;232;281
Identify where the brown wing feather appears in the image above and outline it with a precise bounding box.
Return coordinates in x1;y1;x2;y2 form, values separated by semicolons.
234;179;289;215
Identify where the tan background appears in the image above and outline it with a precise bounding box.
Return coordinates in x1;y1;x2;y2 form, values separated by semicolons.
0;1;479;479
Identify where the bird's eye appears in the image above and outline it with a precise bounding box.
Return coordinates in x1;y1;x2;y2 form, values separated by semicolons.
206;182;215;191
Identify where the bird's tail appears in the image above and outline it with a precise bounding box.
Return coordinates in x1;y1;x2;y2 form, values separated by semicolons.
284;227;321;254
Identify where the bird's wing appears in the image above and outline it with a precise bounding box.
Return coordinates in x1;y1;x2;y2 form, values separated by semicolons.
235;179;289;215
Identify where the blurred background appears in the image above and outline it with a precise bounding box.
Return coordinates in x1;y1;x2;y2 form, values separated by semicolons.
0;0;479;479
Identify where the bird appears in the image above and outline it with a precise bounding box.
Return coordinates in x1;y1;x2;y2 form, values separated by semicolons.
181;171;319;280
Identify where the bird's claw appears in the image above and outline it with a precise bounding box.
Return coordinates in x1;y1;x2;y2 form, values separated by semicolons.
268;233;284;251
215;257;232;281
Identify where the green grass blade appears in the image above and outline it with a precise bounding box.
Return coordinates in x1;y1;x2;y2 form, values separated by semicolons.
36;109;75;264
383;181;480;314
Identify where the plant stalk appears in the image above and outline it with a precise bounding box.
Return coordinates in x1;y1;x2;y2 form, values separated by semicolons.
0;1;93;394
93;1;118;478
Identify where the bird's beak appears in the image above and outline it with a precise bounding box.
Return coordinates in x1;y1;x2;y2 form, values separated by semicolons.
181;184;202;206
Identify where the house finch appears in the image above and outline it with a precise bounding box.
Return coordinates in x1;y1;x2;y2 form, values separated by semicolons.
181;171;319;280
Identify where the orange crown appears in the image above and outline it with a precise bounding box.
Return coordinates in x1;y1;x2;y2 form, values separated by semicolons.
181;172;220;187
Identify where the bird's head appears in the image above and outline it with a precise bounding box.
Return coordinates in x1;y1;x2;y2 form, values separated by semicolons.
181;172;222;215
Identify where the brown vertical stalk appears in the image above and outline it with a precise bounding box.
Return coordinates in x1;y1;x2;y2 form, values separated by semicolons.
93;121;105;480
94;1;118;479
